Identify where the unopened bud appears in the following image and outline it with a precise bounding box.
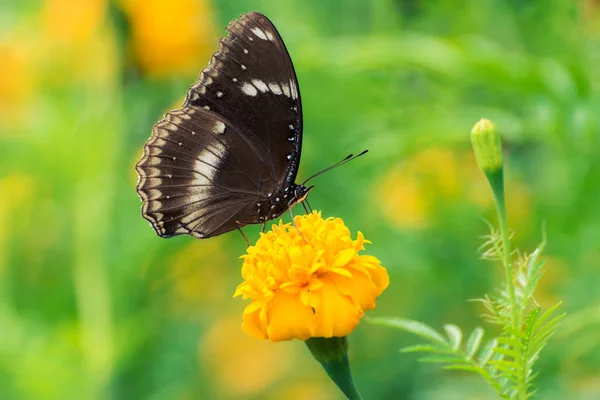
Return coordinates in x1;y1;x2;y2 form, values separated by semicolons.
471;118;503;174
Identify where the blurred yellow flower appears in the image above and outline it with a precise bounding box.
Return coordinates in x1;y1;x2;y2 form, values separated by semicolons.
42;0;106;44
39;0;118;86
168;239;230;308
376;146;532;231
269;380;338;400
0;41;36;133
200;315;294;396
118;0;217;77
376;147;467;229
234;211;389;342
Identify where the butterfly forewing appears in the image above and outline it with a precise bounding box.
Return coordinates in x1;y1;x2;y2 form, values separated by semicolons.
136;12;305;239
184;12;302;188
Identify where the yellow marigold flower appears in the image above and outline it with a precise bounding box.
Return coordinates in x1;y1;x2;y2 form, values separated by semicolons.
118;0;217;77
234;211;389;342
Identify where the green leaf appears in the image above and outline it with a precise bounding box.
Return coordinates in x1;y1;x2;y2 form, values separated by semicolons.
369;318;448;346
528;314;566;356
443;364;485;373
466;327;485;359
443;324;463;350
492;346;520;359
487;361;519;378
400;344;452;354
418;356;467;364
497;336;524;351
503;325;527;340
525;307;541;335
531;302;563;333
478;338;498;367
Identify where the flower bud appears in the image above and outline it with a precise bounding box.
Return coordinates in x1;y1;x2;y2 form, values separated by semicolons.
470;118;503;174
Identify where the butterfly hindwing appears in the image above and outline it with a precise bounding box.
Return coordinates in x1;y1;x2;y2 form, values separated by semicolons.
136;106;269;238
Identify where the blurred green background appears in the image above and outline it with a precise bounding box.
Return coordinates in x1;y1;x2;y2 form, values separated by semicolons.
2;0;600;398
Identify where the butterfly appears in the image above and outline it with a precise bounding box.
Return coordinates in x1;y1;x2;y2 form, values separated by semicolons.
135;11;313;239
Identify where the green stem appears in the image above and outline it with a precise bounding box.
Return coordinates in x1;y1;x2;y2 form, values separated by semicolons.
487;170;518;328
488;170;527;400
305;337;363;400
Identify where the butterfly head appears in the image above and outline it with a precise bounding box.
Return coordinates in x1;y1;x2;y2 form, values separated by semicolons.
288;184;313;208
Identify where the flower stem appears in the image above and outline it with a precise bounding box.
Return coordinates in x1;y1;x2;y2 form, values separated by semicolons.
487;169;518;329
305;337;363;400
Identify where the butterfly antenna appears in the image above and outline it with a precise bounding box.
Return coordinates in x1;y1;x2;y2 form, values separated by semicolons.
302;150;369;185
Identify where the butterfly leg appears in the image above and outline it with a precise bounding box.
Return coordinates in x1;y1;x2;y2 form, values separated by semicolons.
262;222;267;233
237;227;250;247
301;201;309;214
304;199;313;213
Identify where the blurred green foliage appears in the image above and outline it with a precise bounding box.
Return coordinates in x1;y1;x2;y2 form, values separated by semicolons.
1;0;600;398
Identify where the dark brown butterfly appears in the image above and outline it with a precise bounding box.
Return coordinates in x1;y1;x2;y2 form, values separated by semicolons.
135;12;311;239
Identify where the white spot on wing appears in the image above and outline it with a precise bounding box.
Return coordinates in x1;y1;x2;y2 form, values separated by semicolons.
213;121;226;134
241;64;247;70
289;79;297;100
217;91;223;97
147;189;162;199
281;82;291;97
148;156;161;165
243;48;248;54
252;79;269;93
241;82;258;96
268;82;282;95
250;27;268;40
192;146;223;186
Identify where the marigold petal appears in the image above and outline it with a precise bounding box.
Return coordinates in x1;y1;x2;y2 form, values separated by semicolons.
307;276;362;337
332;248;356;268
354;231;365;251
241;301;264;319
329;268;384;310
267;291;315;341
241;308;268;339
330;267;353;278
